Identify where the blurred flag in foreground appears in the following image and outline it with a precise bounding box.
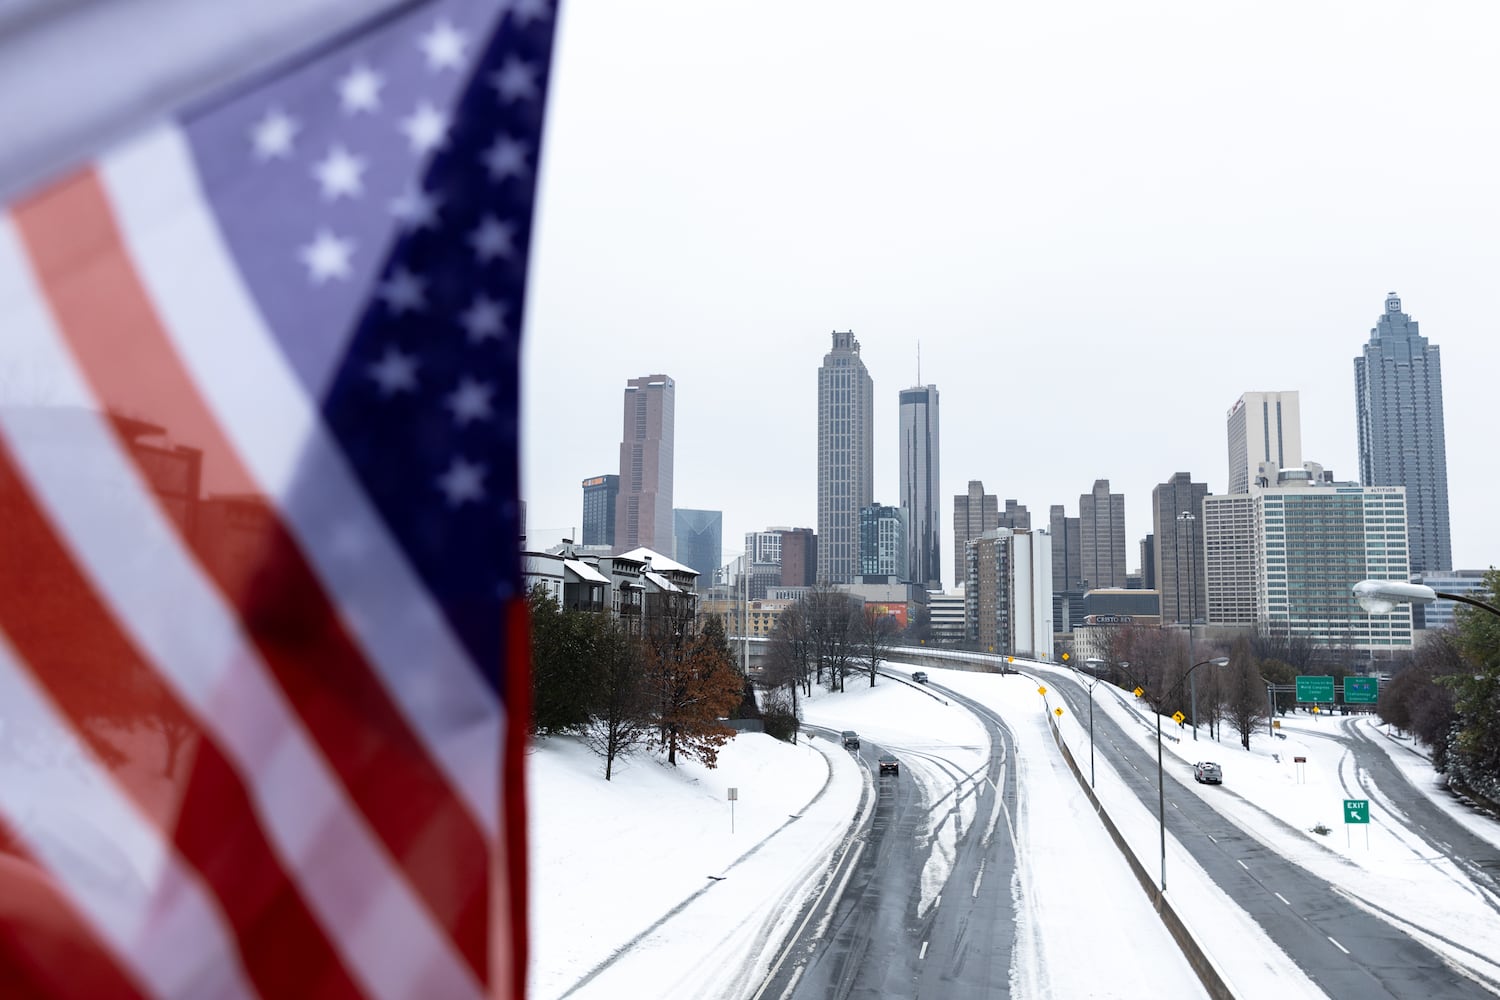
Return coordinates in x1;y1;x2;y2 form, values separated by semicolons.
0;0;556;995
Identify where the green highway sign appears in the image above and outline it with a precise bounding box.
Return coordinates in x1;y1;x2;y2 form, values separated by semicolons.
1344;799;1370;824
1296;675;1335;702
1344;676;1379;704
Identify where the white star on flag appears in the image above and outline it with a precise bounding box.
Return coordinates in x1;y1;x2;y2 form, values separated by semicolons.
482;135;528;181
400;102;451;155
368;348;419;395
419;19;469;72
460;296;507;342
378;268;427;314
338;64;384;113
390;186;442;231
313;145;368;199
250;108;299;160
437;457;487;506
445;379;495;425
468;217;515;262
298;229;355;283
490;59;538;102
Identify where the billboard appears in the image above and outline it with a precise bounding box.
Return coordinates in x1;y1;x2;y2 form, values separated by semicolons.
867;603;909;628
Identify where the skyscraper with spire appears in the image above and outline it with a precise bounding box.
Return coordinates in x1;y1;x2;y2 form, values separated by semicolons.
817;331;874;583
1355;292;1451;572
899;383;940;588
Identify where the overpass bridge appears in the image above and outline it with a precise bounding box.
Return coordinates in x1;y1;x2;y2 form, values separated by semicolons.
730;637;1022;676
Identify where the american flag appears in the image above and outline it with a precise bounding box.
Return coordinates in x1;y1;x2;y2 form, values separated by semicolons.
0;0;554;995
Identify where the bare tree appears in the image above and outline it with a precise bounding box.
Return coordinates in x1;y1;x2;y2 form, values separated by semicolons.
803;585;861;693
1224;637;1266;750
582;621;648;780
856;606;899;687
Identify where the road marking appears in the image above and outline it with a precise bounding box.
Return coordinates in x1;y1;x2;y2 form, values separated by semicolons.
1171;802;1179;810
919;941;929;961
1208;834;1217;844
1237;860;1249;870
1274;892;1290;905
934;894;941;910
972;860;986;898
1329;936;1350;955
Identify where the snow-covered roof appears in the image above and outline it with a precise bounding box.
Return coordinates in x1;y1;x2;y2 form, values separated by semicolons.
563;559;609;584
643;570;680;592
616;547;698;576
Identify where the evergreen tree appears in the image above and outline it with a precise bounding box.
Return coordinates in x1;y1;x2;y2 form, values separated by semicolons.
528;585;596;736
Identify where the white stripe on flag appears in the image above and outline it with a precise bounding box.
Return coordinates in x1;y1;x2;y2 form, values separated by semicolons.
0;632;258;1000
0;217;486;1000
100;125;502;837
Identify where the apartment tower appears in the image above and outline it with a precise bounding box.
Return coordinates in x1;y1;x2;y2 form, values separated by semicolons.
817;331;874;583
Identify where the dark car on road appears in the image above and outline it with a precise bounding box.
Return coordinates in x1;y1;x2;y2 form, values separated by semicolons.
842;730;860;750
912;671;928;683
1193;761;1222;784
878;753;900;776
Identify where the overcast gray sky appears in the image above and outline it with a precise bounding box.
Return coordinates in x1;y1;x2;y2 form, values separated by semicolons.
522;2;1500;578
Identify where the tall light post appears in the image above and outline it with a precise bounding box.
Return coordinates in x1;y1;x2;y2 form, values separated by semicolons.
1078;658;1110;788
1156;656;1229;895
1177;511;1200;740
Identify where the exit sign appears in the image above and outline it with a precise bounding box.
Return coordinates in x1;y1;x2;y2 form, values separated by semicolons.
1344;799;1370;824
1296;675;1334;702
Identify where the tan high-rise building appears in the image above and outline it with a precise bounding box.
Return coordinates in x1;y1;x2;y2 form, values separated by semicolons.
817;331;873;584
615;374;674;556
1152;472;1210;626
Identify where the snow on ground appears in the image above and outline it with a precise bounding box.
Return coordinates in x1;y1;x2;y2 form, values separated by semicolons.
527;731;862;1000
800;678;989;916
531;669;1212;1000
529;655;1500;999
1360;719;1500;848
1011;659;1500;991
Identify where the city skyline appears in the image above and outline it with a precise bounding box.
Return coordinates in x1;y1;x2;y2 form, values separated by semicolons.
520;5;1500;576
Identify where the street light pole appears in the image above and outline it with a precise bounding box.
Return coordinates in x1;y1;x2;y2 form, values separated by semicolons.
1079;658;1109;788
1178;511;1199;741
1156;655;1229;895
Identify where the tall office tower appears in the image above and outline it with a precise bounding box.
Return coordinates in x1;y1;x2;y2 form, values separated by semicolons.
999;500;1031;531
1152;472;1210;626
779;528;818;587
1203;494;1257;625
859;503;908;580
1079;480;1127;590
673;509;721;593
1227;391;1302;495
953;481;999;587
899;384;941;588
1048;504;1082;592
581;474;619;547
1139;535;1155;590
1254;466;1412;650
963;528;1054;658
615;374;675;555
1355;292;1452;573
817;331;874;583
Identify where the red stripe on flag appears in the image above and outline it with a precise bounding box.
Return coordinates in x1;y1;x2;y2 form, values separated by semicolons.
15;170;491;982
0;435;364;998
500;599;530;999
0;819;149;1000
